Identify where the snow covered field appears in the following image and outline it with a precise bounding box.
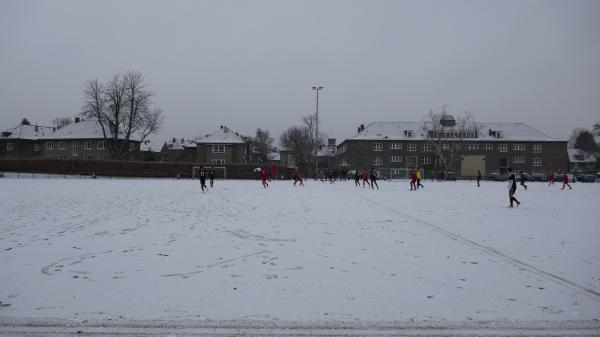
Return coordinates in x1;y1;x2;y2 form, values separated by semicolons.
0;177;599;329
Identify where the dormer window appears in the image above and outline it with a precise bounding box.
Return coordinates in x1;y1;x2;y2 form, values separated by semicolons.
404;130;414;138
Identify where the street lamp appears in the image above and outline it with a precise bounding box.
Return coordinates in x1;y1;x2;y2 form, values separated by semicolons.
312;86;324;179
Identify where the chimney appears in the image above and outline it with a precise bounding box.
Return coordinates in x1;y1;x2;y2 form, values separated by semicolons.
75;117;80;123
181;138;184;144
172;137;176;143
220;125;223;129
35;125;39;132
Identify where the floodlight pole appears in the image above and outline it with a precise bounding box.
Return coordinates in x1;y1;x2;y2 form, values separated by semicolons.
312;86;323;179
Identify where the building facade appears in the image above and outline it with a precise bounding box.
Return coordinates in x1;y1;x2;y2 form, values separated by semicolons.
337;121;568;178
185;126;252;165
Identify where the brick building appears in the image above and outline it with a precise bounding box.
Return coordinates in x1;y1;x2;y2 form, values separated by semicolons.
337;121;568;178
0;121;54;159
184;126;252;165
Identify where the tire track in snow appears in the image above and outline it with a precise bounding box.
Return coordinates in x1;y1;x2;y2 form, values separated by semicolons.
364;197;600;302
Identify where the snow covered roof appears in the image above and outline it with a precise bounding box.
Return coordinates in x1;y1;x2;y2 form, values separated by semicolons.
44;119;138;140
267;152;280;161
317;146;335;157
347;122;560;142
163;137;195;150
194;126;246;144
568;149;597;163
1;123;54;140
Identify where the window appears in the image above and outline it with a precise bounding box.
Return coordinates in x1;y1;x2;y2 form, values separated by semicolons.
212;145;225;153
6;153;14;159
422;144;432;152
84;141;92;150
46;142;54;151
6;143;14;151
407;144;416;152
34;144;40;152
404;130;414;138
58;142;66;151
421;155;432;165
98;141;106;150
58;155;66;160
287;154;296;166
73;142;79;157
391;168;403;175
532;144;542;153
532;158;542;167
452;143;460;151
338;144;347;154
373;157;383;166
97;155;105;161
373;143;382;152
84;154;93;160
465;143;479;151
498;144;507;152
389;155;402;163
485;144;494;151
390;143;402;150
442;143;450;151
212;159;225;165
129;142;136;151
512;144;525;151
513;157;526;164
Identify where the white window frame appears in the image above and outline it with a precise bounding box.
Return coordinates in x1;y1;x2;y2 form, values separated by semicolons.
6;143;14;151
465;143;479;151
407;144;416;152
389;155;402;163
84;141;92;150
390;143;402;150
98;140;106;150
97;155;105;161
84;154;93;160
33;144;40;152
532;158;542;167
58;154;66;160
58;142;66;151
373;143;383;152
73;142;79;157
532;144;542;153
451;143;460;151
212;159;225;165
442;143;450;151
287;154;295;166
212;145;225;153
498;144;507;152
422;144;432;152
485;144;494;151
421;155;432;165
373;157;383;166
46;142;54;151
405;130;414;138
513;156;526;164
512;144;525;151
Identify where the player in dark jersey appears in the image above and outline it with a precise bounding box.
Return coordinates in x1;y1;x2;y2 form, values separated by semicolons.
507;168;520;207
198;166;207;193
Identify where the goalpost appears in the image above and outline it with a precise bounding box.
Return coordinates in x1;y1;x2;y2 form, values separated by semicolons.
388;168;426;181
192;166;227;180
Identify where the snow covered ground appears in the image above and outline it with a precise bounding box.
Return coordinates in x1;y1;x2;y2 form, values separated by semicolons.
0;177;599;329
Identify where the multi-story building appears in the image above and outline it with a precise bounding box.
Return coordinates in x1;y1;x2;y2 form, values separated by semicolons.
184;126;252;165
0;121;54;159
1;118;141;161
337;120;568;178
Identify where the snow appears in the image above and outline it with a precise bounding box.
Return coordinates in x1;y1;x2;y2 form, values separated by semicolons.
1;124;54;140
0;178;599;326
194;127;246;144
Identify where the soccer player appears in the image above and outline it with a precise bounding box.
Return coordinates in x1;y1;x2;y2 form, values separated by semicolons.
477;170;482;187
548;171;555;186
198;166;207;193
354;170;360;187
208;167;215;188
410;170;417;191
416;168;424;189
362;169;371;188
519;171;528;190
369;167;379;189
293;169;304;186
260;168;269;188
507;168;520;207
561;172;572;190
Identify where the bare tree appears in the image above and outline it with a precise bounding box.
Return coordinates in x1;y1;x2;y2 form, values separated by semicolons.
280;124;315;175
52;116;73;129
422;107;482;172
568;128;587;149
253;128;275;163
81;72;163;160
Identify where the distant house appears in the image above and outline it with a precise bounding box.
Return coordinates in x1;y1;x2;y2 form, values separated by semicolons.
160;137;195;162
337;120;568;177
187;126;252;165
1;118;142;161
0;121;54;159
568;148;597;171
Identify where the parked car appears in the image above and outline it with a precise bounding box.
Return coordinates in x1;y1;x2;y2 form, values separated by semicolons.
445;171;457;181
488;171;508;181
574;173;596;183
530;172;548;182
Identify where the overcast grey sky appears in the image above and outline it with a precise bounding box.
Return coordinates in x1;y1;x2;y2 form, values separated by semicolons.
1;0;599;146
